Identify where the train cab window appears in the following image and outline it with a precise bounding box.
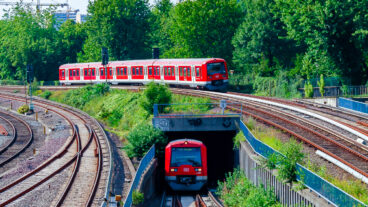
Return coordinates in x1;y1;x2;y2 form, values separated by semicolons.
196;67;201;77
170;147;202;167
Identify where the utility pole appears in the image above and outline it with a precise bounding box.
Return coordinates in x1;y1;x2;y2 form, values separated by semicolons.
102;47;109;83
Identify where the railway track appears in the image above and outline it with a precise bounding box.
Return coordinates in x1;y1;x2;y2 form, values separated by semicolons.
170;88;368;181
163;191;222;207
0;110;33;171
0;92;110;206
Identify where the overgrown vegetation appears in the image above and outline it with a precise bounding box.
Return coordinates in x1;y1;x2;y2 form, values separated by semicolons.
217;169;281;207
132;190;144;206
17;104;29;114
244;118;368;204
124;124;167;158
49;84;211;158
141;82;172;114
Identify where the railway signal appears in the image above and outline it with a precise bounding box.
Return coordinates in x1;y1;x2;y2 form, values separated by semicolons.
101;47;109;82
26;64;34;112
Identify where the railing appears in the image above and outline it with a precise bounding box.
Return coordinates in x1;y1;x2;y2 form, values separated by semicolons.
123;145;155;207
239;121;366;207
338;97;368;114
153;101;242;118
299;86;368;98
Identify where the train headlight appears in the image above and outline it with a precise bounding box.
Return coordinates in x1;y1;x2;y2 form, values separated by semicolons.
195;168;202;172
170;168;178;172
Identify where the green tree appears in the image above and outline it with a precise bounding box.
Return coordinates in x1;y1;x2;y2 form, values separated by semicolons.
0;4;61;81
79;0;151;62
232;0;298;75
317;74;325;97
124;124;167;158
277;140;304;184
58;20;87;63
165;0;242;63
274;0;368;84
141;82;172;114
149;0;174;56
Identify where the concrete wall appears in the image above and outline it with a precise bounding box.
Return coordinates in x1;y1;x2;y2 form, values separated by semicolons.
239;141;332;207
136;159;159;207
153;116;239;132
303;98;337;107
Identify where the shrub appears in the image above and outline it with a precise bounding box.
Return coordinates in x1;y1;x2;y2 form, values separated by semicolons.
317;74;325;97
132;190;144;205
124;124;167;158
141;82;172;114
40;90;52;99
233;132;245;149
304;80;314;98
217;169;280;207
18;104;29;114
276;139;304;184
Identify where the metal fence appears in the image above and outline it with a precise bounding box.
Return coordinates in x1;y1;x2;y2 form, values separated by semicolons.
239;121;366;207
299;86;368;97
123;145;155;207
338;97;368;114
0;80;59;86
153;101;242;118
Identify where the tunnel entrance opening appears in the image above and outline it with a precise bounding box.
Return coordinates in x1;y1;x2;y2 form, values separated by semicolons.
159;130;237;190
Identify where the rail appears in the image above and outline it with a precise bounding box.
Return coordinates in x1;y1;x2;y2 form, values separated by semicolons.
123;145;155;207
239;121;366;207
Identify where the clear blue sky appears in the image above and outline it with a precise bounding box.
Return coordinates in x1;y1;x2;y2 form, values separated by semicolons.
0;0;179;17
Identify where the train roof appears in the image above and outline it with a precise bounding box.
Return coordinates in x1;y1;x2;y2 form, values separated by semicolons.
166;139;204;148
59;58;225;69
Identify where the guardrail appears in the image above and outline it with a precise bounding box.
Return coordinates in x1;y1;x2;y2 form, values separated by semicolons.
153;101;242;118
123;145;155;207
239;121;366;207
338;97;368;114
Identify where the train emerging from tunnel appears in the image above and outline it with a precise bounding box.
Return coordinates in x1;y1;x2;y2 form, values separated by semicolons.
165;139;208;191
59;58;229;91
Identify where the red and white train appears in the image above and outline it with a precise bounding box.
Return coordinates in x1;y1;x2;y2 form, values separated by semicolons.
59;58;228;91
165;139;207;191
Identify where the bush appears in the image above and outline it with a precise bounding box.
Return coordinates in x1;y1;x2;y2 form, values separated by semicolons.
40;90;52;99
124;124;167;158
276;139;304;184
18;104;29;114
317;74;325;97
217;169;280;207
141;82;172;114
62;83;110;108
132;190;144;205
304;80;314;98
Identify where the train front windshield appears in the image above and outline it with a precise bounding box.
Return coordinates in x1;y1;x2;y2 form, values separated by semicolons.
207;62;226;75
171;147;202;167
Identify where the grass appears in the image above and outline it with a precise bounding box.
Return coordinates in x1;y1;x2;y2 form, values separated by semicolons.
48;86;212;142
243;117;368;204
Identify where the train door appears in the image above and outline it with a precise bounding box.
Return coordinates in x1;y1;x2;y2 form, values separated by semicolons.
59;69;65;81
148;66;161;80
116;67;128;80
99;67;113;80
131;66;144;80
164;66;175;81
195;66;202;81
179;66;191;82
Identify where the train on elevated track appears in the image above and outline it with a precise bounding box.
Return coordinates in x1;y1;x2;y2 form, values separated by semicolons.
59;58;228;91
165;139;208;191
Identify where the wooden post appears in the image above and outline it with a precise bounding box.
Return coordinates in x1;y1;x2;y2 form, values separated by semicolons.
43;126;46;135
35;112;38;121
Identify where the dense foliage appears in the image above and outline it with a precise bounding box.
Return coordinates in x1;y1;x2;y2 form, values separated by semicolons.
217;169;280;207
125;124;167;158
1;0;368;94
141;82;172;114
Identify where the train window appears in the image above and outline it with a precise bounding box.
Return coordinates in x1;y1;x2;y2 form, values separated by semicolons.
61;70;65;78
84;69;88;76
170;147;202;167
123;67;127;75
140;67;143;75
149;67;152;76
100;68;104;76
155;66;160;76
92;69;95;76
69;70;72;77
109;68;113;76
207;62;226;75
76;70;79;76
187;67;191;77
196;67;201;77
